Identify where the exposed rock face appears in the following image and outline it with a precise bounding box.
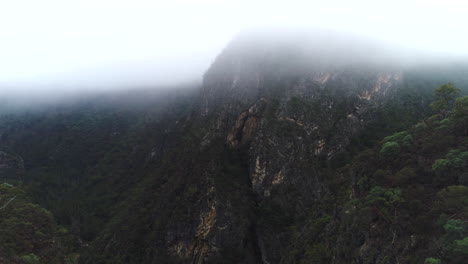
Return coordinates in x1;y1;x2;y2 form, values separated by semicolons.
227;98;267;147
167;182;218;263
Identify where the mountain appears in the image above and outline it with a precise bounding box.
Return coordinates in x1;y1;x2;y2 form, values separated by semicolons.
0;31;467;264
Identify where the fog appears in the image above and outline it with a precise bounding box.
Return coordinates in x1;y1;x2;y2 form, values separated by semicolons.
1;0;468;97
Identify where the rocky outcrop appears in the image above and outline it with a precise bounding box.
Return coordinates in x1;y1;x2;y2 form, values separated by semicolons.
227;98;268;147
177;32;405;263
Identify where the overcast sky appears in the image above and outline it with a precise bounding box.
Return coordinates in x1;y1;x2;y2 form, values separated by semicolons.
1;0;468;94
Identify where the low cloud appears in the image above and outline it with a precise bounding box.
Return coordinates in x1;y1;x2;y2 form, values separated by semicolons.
0;0;467;96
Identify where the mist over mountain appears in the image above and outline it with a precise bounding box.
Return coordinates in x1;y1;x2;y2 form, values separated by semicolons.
2;28;468;109
1;24;468;264
3;0;468;97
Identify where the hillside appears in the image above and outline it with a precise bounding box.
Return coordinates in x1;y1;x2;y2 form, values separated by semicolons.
0;32;467;264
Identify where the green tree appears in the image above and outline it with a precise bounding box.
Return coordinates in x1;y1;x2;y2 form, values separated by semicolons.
380;142;401;156
453;96;468;118
446;149;468;168
430;83;460;115
383;131;409;144
365;186;404;207
432;150;468;183
443;219;467;243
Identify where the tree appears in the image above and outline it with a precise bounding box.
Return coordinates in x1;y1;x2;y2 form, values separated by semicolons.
441;219;468;258
430;83;460;115
364;186;404;223
443;219;467;243
380;142;400;156
432;150;468;184
453;96;468;118
383;131;409;144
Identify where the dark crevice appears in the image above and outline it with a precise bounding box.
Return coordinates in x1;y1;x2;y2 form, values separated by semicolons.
228;144;264;264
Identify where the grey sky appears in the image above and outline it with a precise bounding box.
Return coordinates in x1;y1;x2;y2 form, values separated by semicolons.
1;0;468;93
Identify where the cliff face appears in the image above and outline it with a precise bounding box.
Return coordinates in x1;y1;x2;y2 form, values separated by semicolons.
200;33;402;194
173;35;404;263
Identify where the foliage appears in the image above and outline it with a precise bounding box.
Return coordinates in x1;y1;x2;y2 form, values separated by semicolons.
453;96;468;119
365;186;404;207
380;141;401;156
0;184;78;263
432;159;452;172
0;78;466;264
432;149;468;176
430;83;461;114
383;131;409;144
442;219;467;243
333;82;468;264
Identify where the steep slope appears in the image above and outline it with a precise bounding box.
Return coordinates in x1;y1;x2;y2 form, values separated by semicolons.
0;88;196;246
1;31;467;264
328;96;468;264
78;33;467;263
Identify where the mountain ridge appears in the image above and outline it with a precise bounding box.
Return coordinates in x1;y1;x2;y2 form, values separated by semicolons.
0;31;467;263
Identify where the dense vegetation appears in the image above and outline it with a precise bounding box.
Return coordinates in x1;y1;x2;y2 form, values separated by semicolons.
242;82;467;264
0;77;466;263
329;86;468;263
0;88;196;262
0;183;79;263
